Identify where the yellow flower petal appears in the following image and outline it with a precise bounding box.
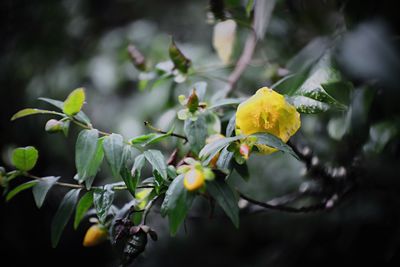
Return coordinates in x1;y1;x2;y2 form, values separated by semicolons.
183;169;205;191
236;87;301;154
83;224;108;247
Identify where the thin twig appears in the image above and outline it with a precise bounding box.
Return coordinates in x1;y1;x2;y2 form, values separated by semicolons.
224;1;276;97
239;191;327;213
70;117;110;136
144;121;188;142
24;172;154;191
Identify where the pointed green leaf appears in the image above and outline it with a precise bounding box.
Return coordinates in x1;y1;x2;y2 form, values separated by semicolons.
251;132;299;160
74;191;94;229
216;147;234;172
207;179;239;228
144;150;167;181
51;189;81;247
93;186;115;225
32;176;60;208
63;88;86;116
184;114;207;155
11;146;39;171
160;174;194;236
6;180;38;202
199;135;242;165
103;134;124;180
75;129;103;189
208;98;244;109
126;154;146;195
225;114;236;137
11;108;63;121
39;97;91;126
130;133;171;146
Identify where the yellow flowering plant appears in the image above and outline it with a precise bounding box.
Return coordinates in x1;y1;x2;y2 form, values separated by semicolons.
1;1;359;266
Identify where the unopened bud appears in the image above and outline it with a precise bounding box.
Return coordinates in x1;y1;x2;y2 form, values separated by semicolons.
128;44;146;71
183;169;205;191
83;224;108;247
239;143;250;160
187;90;199;113
45;119;63;133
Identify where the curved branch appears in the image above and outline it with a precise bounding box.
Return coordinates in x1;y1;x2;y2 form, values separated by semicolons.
238;192;327;213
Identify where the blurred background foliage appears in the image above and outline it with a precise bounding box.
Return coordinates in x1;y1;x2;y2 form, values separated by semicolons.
1;0;400;266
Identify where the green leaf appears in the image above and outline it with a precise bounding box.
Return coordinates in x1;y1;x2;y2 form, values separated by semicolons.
51;189;81;247
216;147;234;173
6;180;38;202
103;134;124;180
11;108;63;121
206;112;221;135
233;161;249;181
191;81;207;101
119;146;138;197
75;129;104;189
93;186;115;225
74;191;94;229
286;53;347;113
63;88;86;116
130;132;171;146
208;98;244;109
225;114;236;137
246;0;254;17
169;38;191;74
287;95;330;114
184;114;207;155
144;150;167;181
11;146;39;171
32;176;60;208
39;97;92;126
251;132;299;160
126;154;146;195
199;135;243;165
160;174;194;236
207;178;239;228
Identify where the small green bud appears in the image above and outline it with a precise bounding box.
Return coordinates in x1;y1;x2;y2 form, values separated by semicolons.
203;168;215;181
178;95;187;106
177;165;191;174
128;44;146;72
187;90;199;113
45;119;63;133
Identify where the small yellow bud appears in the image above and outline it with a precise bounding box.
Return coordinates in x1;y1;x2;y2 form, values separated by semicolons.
183;169;205;191
236;87;301;154
83;224;108;247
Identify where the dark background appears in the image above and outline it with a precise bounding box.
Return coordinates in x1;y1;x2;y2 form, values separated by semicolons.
1;0;400;266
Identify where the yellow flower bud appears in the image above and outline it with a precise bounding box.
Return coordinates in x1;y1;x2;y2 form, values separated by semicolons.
206;134;225;167
183;169;205;191
83;224;108;247
236;87;300;154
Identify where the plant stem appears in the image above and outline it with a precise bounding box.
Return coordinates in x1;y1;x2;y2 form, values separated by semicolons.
238;191;327;213
70;117;110;136
224;0;276;97
24;172;153;191
144;121;188;142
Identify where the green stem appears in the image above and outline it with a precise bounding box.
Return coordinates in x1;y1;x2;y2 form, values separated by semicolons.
144;121;188;142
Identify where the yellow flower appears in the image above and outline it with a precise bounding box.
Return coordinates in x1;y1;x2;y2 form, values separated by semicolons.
83;224;108;247
236;87;300;154
183;169;205;191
